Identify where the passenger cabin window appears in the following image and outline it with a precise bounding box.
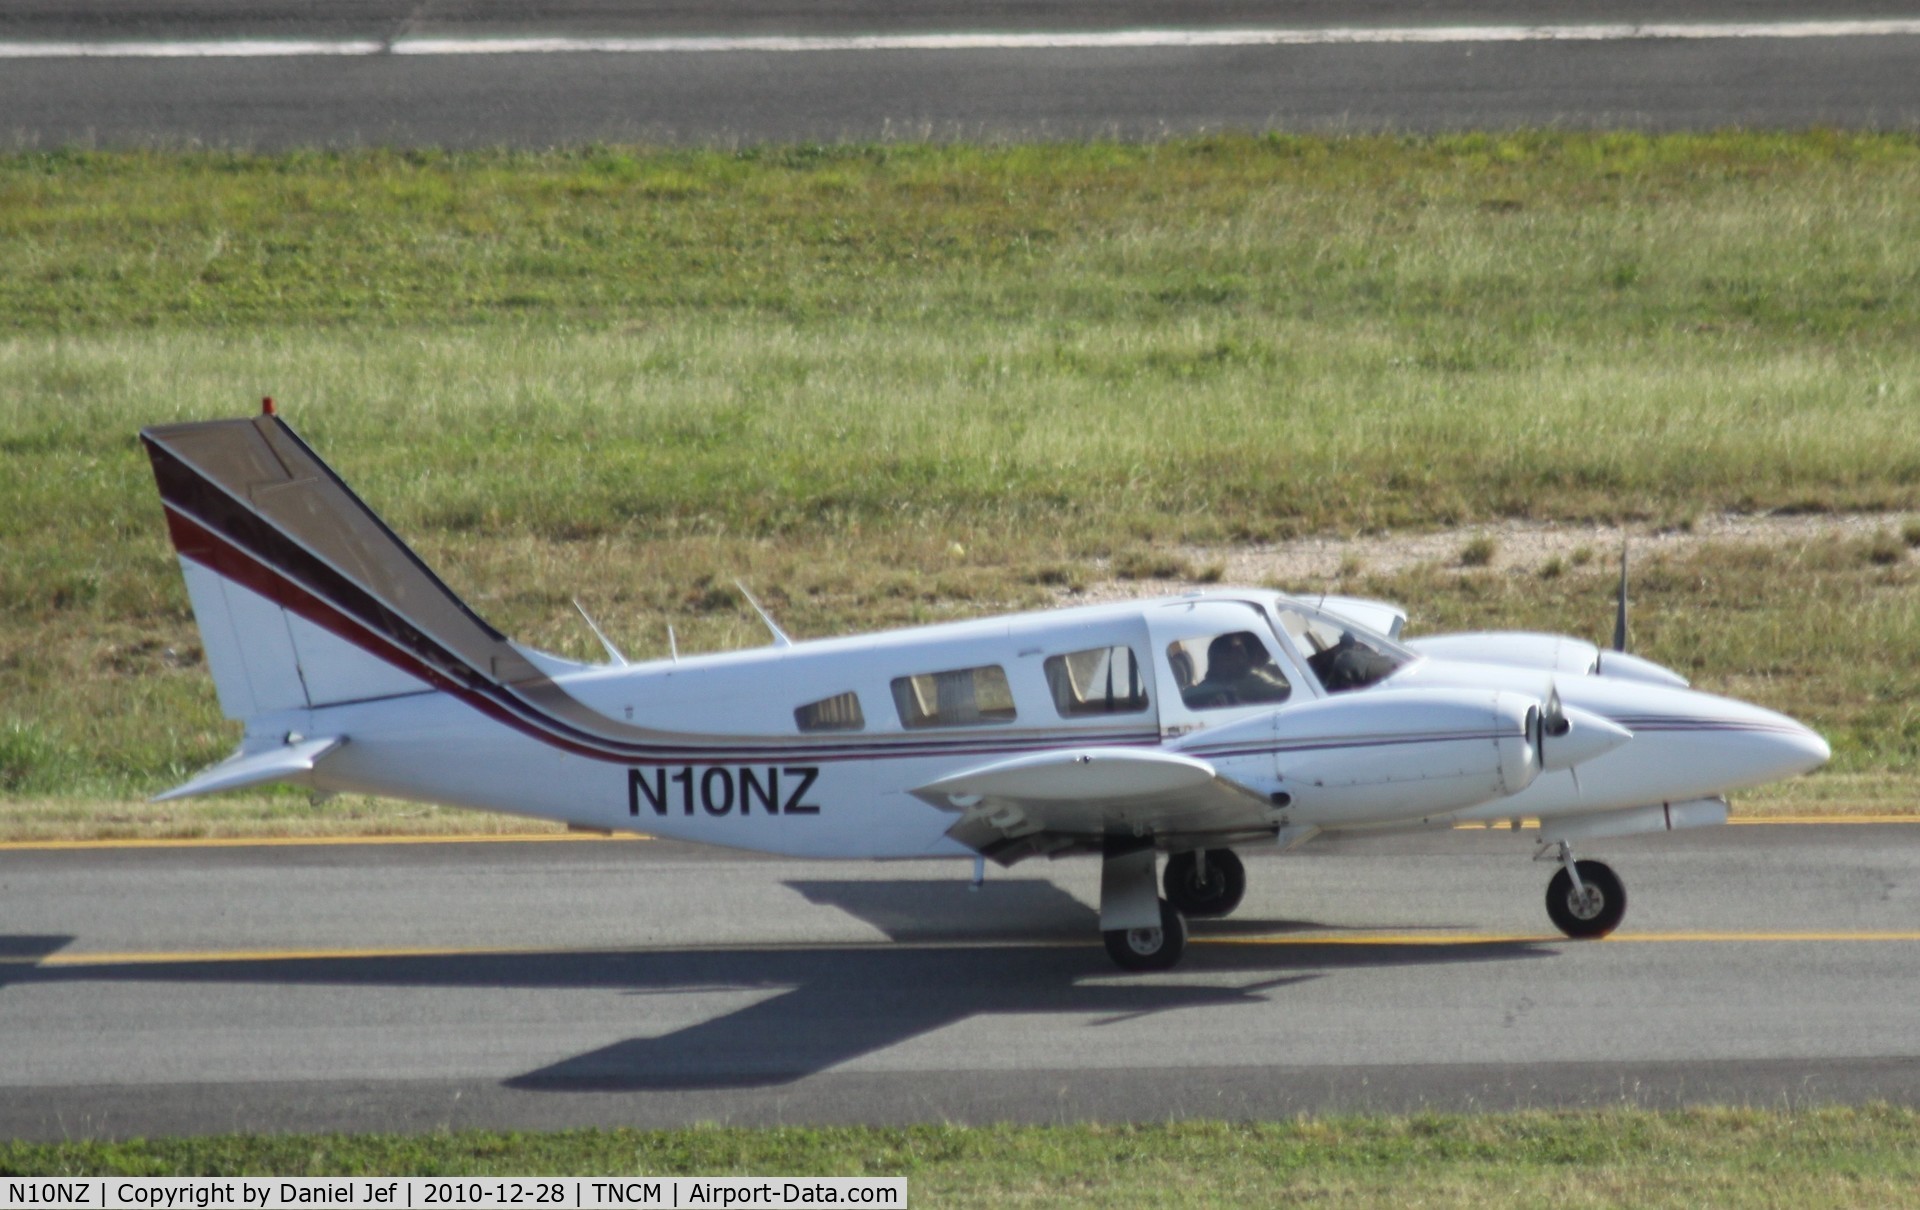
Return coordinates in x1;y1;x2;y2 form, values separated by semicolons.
1167;631;1291;710
795;690;865;733
1045;645;1149;717
892;665;1017;729
1274;607;1409;694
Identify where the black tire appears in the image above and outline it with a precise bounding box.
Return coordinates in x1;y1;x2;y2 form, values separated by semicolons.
1103;898;1189;971
1163;849;1247;918
1546;860;1627;938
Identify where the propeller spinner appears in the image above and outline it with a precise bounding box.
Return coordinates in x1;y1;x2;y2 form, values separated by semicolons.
1532;681;1633;774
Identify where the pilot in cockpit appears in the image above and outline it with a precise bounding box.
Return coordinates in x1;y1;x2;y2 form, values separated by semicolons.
1308;629;1401;693
1183;631;1292;708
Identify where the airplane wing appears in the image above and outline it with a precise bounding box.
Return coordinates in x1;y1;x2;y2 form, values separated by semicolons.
911;748;1291;864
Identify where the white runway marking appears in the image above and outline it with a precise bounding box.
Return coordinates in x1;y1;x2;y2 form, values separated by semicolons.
4;20;1920;59
0;38;386;58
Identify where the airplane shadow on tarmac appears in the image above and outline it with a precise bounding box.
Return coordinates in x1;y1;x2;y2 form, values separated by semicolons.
0;935;74;989
0;880;1556;1093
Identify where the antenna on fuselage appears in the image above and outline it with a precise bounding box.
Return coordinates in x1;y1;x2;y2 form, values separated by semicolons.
667;625;679;663
571;598;629;667
734;580;794;648
1611;541;1630;653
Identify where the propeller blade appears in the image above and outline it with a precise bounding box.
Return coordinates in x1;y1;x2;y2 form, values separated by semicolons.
1530;679;1571;771
1543;682;1569;738
1611;542;1630;653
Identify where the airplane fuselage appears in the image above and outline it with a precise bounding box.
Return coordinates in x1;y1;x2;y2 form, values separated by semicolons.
256;589;1826;860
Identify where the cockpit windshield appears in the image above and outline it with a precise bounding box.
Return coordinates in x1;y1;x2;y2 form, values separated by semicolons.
1271;603;1414;694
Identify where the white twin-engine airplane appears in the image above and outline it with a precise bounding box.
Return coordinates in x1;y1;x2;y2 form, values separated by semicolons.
143;408;1831;971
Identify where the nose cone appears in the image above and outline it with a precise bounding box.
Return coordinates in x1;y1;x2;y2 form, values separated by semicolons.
1676;696;1831;790
1769;714;1832;779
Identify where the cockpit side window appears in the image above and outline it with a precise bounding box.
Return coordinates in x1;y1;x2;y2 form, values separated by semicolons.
1166;630;1291;710
1274;607;1409;694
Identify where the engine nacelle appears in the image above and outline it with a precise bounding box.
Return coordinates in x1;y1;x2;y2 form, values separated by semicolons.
1183;688;1543;826
1407;631;1689;688
1407;632;1601;676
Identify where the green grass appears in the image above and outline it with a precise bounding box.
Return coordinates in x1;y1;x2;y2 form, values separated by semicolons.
9;134;1920;339
6;1109;1920;1205
8;133;1920;537
3;132;1919;807
0;791;577;842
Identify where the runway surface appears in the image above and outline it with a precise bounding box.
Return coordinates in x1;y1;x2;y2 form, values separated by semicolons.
3;1;1919;147
3;823;1917;1140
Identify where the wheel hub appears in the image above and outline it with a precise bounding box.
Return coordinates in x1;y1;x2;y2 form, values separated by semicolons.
1566;886;1606;920
1185;869;1224;896
1125;927;1164;955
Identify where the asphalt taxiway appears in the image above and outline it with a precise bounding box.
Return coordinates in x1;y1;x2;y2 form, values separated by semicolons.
2;821;1917;1139
3;0;1919;146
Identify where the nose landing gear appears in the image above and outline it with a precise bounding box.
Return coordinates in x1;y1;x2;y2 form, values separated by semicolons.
1543;842;1627;938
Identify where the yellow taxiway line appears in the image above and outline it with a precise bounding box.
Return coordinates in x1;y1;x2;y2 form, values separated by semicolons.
14;944;550;967
1725;816;1917;825
0;831;650;853
0;815;1911;854
6;930;1918;969
1452;815;1916;830
1211;930;1920;947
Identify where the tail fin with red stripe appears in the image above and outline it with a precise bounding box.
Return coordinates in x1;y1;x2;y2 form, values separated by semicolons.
140;411;532;718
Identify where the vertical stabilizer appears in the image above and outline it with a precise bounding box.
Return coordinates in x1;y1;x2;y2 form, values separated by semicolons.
142;411;707;756
141;413;521;716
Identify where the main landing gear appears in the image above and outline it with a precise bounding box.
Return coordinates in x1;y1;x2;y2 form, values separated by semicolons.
1542;842;1627;938
1101;846;1247;971
1163;848;1247;918
1102;898;1189;972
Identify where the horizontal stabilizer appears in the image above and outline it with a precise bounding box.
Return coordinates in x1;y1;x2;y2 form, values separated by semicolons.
152;736;343;802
